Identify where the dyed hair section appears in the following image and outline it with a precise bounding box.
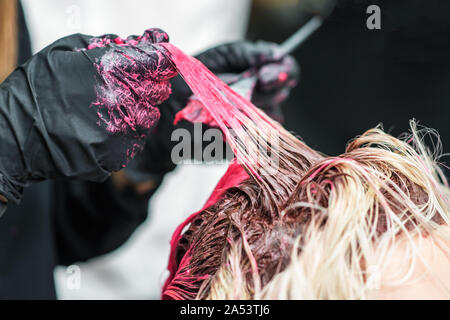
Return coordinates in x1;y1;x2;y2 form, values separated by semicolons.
159;43;448;300
164;122;449;300
160;42;322;213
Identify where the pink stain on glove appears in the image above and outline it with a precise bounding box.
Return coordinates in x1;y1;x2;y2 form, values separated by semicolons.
86;29;176;137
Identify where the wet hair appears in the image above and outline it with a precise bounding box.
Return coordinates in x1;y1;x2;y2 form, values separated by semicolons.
163;121;449;299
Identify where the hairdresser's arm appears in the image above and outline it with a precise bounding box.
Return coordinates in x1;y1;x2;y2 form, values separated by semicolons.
0;29;176;216
52;122;172;263
52;116;173;263
52;176;161;265
52;95;176;263
50;40;300;258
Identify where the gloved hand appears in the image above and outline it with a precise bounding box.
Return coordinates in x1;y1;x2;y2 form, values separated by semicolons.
168;40;299;124
124;40;299;185
0;28;177;213
194;40;299;120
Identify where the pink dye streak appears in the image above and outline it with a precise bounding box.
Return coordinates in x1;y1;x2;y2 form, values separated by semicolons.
159;42;277;181
159;42;274;130
159;43;283;298
87;28;169;50
155;43;292;298
91;56;170;134
278;71;288;82
173;97;218;127
87;31;176;138
162;160;249;299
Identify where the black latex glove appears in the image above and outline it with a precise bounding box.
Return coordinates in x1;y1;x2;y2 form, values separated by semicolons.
124;40;299;183
0;28;177;213
193;40;299;120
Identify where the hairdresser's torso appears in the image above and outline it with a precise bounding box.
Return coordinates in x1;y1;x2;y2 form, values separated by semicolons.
0;2;56;298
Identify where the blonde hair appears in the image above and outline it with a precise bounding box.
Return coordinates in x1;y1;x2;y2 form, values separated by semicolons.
161;40;449;300
258;123;449;299
0;0;18;83
170;121;449;300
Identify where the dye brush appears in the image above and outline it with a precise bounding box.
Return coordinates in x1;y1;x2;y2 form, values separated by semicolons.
229;16;323;99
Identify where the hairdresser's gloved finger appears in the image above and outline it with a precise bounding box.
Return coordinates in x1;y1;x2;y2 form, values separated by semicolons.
85;33;123;49
253;86;293;108
124;120;176;184
195;40;284;75
142;28;170;43
246;40;283;64
88;28;169;49
194;41;274;74
110;44;176;82
147;44;178;81
256;55;299;92
84;36;177;83
125;28;170;45
252;62;297;119
194;44;233;73
249;55;299;118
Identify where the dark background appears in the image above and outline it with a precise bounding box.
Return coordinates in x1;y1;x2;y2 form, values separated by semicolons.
246;0;450;178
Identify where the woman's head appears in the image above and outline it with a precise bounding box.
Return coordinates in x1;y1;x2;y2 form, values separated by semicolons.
164;121;449;299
